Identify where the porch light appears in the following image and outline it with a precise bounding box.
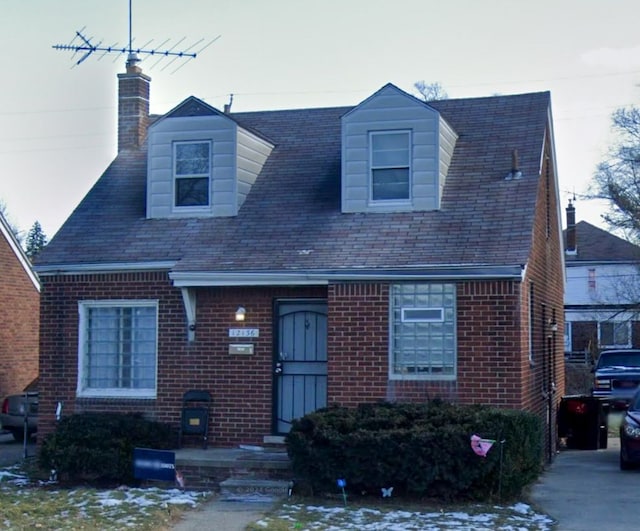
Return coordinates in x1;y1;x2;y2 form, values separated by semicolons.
235;306;246;322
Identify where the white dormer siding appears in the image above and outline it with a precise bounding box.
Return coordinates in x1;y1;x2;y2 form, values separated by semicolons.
146;98;273;219
438;119;457;201
236;128;274;210
341;84;457;213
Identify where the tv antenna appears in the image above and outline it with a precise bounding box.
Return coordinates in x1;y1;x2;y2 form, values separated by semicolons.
52;0;219;73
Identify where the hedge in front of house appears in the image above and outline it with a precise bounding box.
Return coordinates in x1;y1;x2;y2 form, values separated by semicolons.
285;401;543;501
38;413;175;485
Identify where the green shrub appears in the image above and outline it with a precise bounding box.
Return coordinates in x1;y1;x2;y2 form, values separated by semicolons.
38;413;175;485
286;401;543;501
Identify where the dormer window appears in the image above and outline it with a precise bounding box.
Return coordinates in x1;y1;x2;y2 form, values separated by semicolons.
341;84;457;214
370;131;411;201
174;141;211;207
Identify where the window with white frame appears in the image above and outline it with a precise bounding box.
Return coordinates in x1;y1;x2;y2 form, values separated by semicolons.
390;283;456;379
370;131;411;201
78;301;158;398
600;320;630;348
174;141;211;207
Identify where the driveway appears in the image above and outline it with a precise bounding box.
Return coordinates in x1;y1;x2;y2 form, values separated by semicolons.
529;434;637;530
0;431;36;467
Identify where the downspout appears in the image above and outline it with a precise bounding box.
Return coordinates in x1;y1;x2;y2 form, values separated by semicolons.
181;288;197;342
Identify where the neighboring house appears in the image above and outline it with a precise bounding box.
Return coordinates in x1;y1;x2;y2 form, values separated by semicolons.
564;201;640;361
35;59;565;461
0;213;40;398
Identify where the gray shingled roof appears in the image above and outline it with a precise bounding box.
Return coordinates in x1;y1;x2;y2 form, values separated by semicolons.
565;221;640;262
36;91;551;277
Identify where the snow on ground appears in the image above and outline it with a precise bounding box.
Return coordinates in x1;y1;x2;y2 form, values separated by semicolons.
256;501;555;530
0;464;205;507
0;464;209;529
1;464;554;530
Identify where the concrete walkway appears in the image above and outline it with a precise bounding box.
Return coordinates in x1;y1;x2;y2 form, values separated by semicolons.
171;497;274;531
529;438;638;530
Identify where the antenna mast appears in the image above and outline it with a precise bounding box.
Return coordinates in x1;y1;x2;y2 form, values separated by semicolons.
128;0;135;64
52;0;218;72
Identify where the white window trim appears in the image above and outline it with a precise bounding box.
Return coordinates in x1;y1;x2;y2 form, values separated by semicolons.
172;140;212;212
369;130;412;204
401;307;444;323
77;300;159;399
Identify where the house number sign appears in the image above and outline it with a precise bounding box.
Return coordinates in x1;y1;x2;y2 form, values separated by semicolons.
229;328;259;338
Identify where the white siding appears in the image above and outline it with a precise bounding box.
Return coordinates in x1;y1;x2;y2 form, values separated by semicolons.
147;114;237;218
147;110;274;219
236;128;274;210
341;85;457;213
438;117;458;199
565;263;639;306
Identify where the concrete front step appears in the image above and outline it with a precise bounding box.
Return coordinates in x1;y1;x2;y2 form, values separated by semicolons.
219;478;292;502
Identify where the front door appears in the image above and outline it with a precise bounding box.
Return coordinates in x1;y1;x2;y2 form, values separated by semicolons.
274;300;328;434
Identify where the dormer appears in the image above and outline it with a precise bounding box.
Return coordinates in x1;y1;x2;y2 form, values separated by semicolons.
146;97;274;219
341;84;457;213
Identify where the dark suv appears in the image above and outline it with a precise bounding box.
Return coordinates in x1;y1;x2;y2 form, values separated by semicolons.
592;349;640;408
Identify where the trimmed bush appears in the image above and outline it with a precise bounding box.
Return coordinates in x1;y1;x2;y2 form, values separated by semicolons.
286;401;543;501
38;413;175;485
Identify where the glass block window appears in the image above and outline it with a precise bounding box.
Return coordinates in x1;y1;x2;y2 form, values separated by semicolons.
78;301;158;398
390;283;456;380
174;141;211;207
370;131;411;201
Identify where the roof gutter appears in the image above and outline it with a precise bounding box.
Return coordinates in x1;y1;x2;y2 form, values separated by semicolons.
169;265;525;287
33;262;526;285
34;261;177;276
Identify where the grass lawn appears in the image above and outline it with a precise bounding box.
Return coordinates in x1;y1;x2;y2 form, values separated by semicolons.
0;464;210;530
0;461;554;530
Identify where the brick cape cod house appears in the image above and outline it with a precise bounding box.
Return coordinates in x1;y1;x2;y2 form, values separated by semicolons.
0;213;40;398
34;59;565;461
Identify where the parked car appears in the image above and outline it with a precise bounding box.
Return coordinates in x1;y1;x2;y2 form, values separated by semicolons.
620;390;640;469
592;349;640;409
0;391;38;441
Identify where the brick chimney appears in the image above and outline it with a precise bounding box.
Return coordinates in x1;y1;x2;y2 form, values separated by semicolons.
565;199;576;254
117;55;150;151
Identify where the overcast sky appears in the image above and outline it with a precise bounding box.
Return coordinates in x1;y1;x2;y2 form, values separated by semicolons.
1;0;639;240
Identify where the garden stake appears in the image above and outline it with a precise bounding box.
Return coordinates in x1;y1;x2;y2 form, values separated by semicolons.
337;479;347;505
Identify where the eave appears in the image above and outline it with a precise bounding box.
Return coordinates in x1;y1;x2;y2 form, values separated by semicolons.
0;214;40;292
169;265;526;287
34;261;177;276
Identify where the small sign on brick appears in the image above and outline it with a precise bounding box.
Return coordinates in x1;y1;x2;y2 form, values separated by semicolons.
229;328;259;338
229;343;254;355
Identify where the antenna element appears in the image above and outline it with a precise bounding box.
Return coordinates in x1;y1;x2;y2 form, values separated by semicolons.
51;0;218;72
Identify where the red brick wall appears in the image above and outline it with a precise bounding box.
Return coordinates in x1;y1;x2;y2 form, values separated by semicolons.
328;281;525;408
40;273;561;447
457;281;523;408
518;138;566;459
0;234;39;398
327;283;389;406
38;273;325;445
